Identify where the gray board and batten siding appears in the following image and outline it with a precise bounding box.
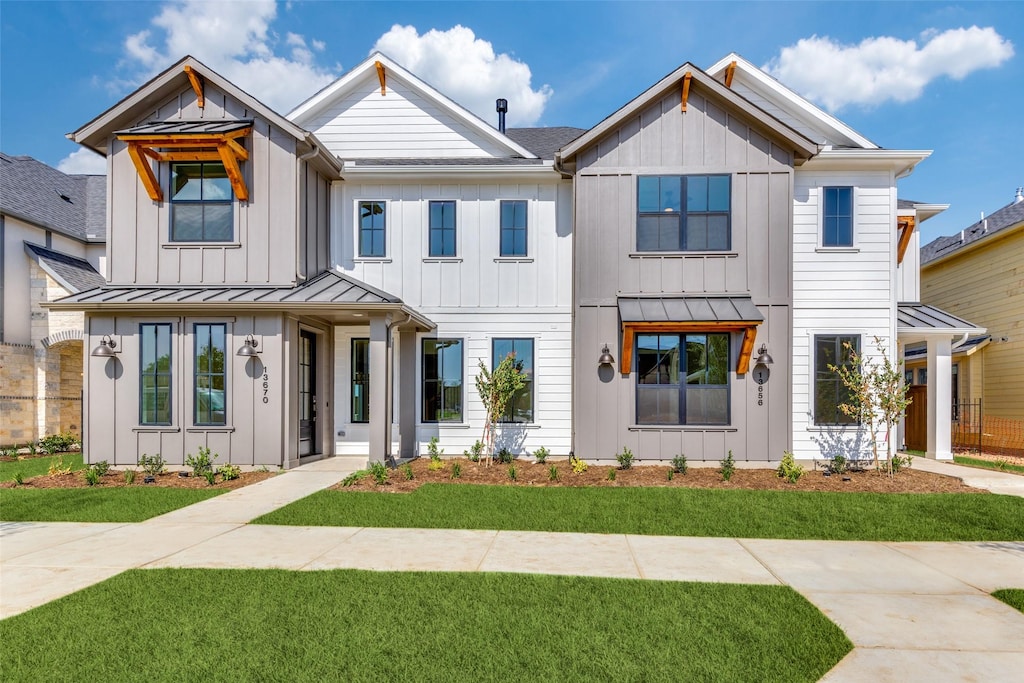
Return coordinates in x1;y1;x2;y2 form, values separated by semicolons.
571;82;796;462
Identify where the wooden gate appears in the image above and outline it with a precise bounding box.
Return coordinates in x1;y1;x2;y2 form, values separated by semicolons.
905;385;927;452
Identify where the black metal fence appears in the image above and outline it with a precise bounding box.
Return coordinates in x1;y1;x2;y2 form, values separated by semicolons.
952;400;982;454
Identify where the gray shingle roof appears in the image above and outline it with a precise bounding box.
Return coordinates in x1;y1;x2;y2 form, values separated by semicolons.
921;198;1024;265
24;243;104;293
505;127;587;160
0;153;106;241
618;296;763;323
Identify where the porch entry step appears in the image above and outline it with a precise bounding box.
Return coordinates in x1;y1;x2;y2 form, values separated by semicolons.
293;455;368;472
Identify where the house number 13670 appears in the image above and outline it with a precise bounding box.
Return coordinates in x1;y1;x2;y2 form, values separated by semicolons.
262;366;270;404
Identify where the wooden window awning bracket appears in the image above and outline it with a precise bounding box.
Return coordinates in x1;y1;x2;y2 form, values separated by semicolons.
127;142;163;201
681;72;692;112
375;60;387;95
896;215;916;264
620;320;763;375
725;61;737;88
183;65;205;108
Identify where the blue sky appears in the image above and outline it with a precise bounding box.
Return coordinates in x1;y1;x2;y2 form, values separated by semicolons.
2;1;1021;245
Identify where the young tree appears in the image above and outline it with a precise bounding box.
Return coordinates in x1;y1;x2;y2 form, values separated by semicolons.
475;353;525;466
830;337;912;476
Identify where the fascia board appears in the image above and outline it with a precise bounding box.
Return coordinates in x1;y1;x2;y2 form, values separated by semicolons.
801;149;931;173
707;53;878;150
340;162;557;181
289;52;537;160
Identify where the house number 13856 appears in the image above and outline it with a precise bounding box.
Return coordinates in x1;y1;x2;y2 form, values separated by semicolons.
262;366;270;404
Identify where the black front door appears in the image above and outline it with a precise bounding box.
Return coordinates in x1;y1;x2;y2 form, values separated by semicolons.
299;330;318;456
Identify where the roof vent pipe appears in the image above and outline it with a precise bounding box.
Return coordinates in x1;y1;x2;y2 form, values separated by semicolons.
1015;187;1024;203
496;98;508;134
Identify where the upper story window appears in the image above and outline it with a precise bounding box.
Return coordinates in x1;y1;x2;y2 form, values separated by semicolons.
822;187;853;247
429;200;457;257
637;175;730;252
814;334;859;425
170;162;233;242
500;200;528;257
194;323;226;426
140;323;173;425
359;201;386;257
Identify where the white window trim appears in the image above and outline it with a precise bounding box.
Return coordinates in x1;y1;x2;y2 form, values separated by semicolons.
817;185;858;251
353;198;390;260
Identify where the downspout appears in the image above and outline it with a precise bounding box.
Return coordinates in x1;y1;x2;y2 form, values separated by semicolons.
951;332;970;351
296;140;322;282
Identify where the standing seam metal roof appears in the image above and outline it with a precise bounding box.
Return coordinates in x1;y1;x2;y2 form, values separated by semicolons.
618;296;763;323
896;303;981;331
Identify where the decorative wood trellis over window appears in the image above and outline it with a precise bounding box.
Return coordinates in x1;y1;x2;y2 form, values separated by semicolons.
620;321;761;376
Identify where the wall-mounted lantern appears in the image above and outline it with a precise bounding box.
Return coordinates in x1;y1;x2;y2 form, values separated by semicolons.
754;344;773;367
598;343;615;367
91;334;118;358
236;334;260;357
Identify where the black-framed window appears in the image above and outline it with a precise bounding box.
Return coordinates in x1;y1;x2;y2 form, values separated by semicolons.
637;175;730;251
359;201;386;257
814;334;860;425
500;200;528;257
493;338;534;423
140;323;172;425
351;338;369;423
636;332;729;425
194;323;226;426
429;200;457;257
822;187;853;247
170;162;233;242
422;339;463;422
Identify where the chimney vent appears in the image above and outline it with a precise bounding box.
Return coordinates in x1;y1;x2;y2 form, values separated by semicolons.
1015;187;1024;204
496;98;508;134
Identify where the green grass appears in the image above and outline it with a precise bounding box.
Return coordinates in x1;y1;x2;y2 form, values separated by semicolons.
0;569;851;682
255;484;1024;541
0;453;84;481
993;589;1024;613
954;455;1024;475
0;487;224;522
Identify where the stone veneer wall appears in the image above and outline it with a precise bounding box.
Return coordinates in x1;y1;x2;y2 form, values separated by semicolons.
0;343;38;446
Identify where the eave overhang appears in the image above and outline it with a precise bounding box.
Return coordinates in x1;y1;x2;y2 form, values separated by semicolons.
801;149;932;178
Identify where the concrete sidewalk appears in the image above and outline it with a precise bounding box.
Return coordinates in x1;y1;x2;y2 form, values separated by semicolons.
912;456;1024;498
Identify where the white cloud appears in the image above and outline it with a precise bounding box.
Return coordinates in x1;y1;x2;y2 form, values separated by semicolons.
58;148;107;175
765;26;1014;111
373;24;552;126
120;0;337;113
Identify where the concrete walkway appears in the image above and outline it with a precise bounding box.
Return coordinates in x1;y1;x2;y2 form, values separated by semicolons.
912;456;1024;498
2;457;1023;682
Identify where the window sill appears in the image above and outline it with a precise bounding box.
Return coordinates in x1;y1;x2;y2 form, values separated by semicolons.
423;257;463;263
354;257;393;263
815;247;859;253
493;257;533;263
629;251;738;258
628;425;737;432
186;426;235;433
163;242;242;249
133;426;181;433
419;423;473;429
806;424;861;431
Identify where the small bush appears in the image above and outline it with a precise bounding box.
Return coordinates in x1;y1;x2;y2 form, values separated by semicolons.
1;446;17;458
507;465;517;481
607;468;616;481
533;446;550;464
137;453;166;477
671;454;688;475
616;446;634;470
217;464;241;481
39;432;80;454
369;461;388;485
776;451;804;484
428;459;446;472
890;453;913;474
13;471;24;486
27;442;38;455
464;440;484;463
427;437;443;462
667;470;674;481
203;469;217;486
720;450;736;482
570;454;588;474
451;462;462;479
123;469;136;485
84;467;100;486
186;446;217;478
497;448;514;464
401;463;414;480
341;470;368;487
548;465;558;481
47;455;72;476
829;455;849;475
92;460;110;477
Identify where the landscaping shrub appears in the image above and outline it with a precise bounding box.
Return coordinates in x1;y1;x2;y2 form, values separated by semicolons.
720;450;735;481
47;456;72;476
451;462;462;479
776;452;804;484
497;448;514;464
607;469;616;481
38;432;79;454
370;461;388;485
548;465;558;481
427;437;443;462
217;464;241;481
85;467;100;486
123;469;136;485
464;440;484;463
616;446;634;470
533;446;549;464
671;454;688;475
92;460;111;477
137;453;166;477
570;454;588;474
185;447;217;478
507;465;517;481
401;463;414;480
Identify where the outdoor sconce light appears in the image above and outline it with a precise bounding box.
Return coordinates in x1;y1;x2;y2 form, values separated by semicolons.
90;335;118;358
754;344;774;367
236;334;260;357
598;344;615;367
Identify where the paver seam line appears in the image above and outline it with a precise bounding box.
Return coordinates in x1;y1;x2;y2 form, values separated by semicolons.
297;527;369;570
882;542;1000;596
136;522;247;569
734;537;790;587
622;535;647;579
474;529;503;572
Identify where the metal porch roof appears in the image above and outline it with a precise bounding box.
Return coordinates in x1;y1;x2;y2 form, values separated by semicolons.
618;296;763;323
897;303;981;333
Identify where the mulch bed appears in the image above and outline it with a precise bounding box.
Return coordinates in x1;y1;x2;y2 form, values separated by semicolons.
1;467;275;491
336;457;984;494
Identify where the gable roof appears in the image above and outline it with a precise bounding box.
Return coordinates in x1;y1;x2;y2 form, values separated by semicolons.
0;153;106;242
558;62;819;163
24;242;104;292
922;196;1024;266
68;56;340;177
288;52;538;160
706;53;877;150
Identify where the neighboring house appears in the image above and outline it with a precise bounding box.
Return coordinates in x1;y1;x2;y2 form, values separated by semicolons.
0;154;106;446
916;190;1024;422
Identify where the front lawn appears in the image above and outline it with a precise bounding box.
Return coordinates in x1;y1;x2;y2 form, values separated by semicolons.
0;453;84;481
993;589;1024;613
0;569;851;682
255;485;1024;541
0;487;224;522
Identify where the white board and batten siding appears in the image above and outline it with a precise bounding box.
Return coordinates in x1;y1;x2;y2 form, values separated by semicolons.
896;229;921;302
792;169;897;459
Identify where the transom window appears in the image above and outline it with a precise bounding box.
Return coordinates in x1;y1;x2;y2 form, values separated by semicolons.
493;338;534;423
170;162;233;242
814;334;860;425
822;187;853;247
351;338;369;423
194;324;226;426
429;200;457;257
359;201;386;257
140;323;172;425
637;175;730;251
500;200;528;257
422;339;463;423
636;332;730;425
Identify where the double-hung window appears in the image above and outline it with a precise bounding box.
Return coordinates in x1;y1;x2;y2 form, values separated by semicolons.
140;323;173;425
429;200;457;257
637;175;730;251
493;338;534;423
194;324;226;425
170;162;233;242
636;332;730;425
351;338;369;423
422;339;463;422
822;187;853;247
358;201;386;257
500;200;528;257
814;334;859;425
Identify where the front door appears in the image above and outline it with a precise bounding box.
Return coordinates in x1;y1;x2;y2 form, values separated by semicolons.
298;330;318;456
905;384;927;452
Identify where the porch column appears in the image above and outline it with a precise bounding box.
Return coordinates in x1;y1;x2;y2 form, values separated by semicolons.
926;336;953;460
399;327;417;460
368;314;392;464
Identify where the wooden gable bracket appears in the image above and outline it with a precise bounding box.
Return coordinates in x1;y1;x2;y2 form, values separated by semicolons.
897;215;916;264
680;72;693;112
375;60;387;95
724;61;737;88
619;321;763;376
117;127;252;202
183;65;205;109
